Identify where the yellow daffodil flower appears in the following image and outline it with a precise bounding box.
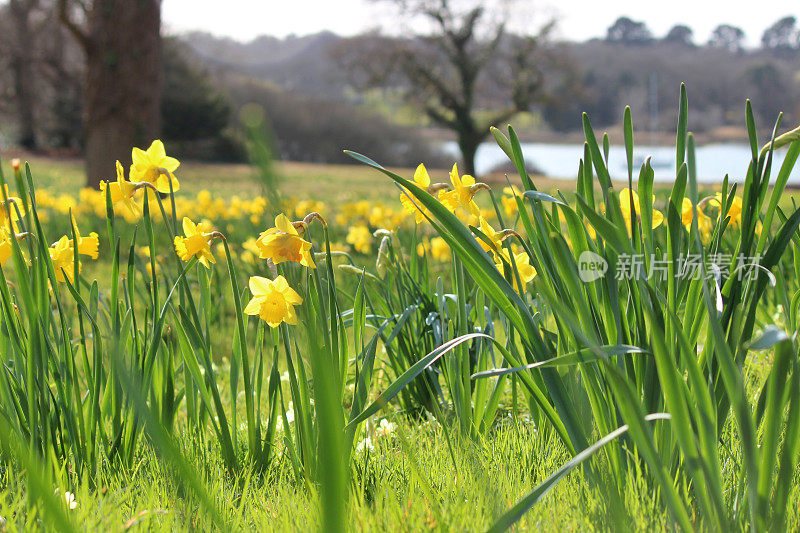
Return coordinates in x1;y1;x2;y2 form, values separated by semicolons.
497;251;537;291
49;236;78;283
400;163;432;224
243;237;260;256
708;193;742;226
438;163;481;217
501;186;522;217
429;237;450;261
256;213;315;268
477;217;507;261
347;224;372;254
0;185;22;228
0;229;14;266
619;188;663;235
244;275;302;328
100;161;141;216
174;217;215;268
681;198;714;238
130;140;180;193
69;217;99;260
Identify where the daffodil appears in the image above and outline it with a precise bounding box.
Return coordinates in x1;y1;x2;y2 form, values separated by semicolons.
708;193;742;226
130;140;180;193
501;186;522;217
0;229;14;266
0;185;22;228
69;217;99;260
256;213;315;268
400;163;432;223
477;217;507;261
619;188;663;235
347;224;372;254
243;237;260;256
497;251;537;291
681;198;714;238
438;164;481;217
429;237;450;261
244;275;303;328
49;236;78;283
174;217;215;268
100;160;141;216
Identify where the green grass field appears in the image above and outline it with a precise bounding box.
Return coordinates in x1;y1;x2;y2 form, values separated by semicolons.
2;112;800;533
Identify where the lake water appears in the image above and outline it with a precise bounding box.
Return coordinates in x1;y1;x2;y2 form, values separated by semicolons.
442;141;800;184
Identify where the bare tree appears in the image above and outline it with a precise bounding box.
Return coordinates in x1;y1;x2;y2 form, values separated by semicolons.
59;0;162;188
7;0;39;149
337;0;552;176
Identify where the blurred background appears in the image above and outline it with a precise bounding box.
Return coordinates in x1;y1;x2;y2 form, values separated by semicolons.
0;0;798;185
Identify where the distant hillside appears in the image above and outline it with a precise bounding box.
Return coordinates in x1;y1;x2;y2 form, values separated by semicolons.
181;31;348;99
178;30;800;135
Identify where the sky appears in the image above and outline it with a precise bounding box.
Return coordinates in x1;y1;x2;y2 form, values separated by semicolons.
162;1;798;47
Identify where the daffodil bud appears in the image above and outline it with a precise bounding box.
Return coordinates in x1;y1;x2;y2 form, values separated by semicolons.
338;264;381;282
376;235;391;277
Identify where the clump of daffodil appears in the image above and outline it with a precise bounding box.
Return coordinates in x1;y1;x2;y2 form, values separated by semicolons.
130;139;180;193
347;224;372;254
708;193;743;226
619;188;664;235
438;163;486;218
174;217;217;268
681;198;714;239
244;275;302;328
100;160;141;216
256;213;316;268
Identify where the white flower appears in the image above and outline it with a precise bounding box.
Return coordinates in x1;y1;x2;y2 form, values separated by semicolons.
64;492;78;510
356;437;374;454
281;371;290;382
375;418;396;437
55;488;77;510
285;409;295;424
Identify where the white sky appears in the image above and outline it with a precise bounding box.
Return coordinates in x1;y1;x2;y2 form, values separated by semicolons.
162;1;798;47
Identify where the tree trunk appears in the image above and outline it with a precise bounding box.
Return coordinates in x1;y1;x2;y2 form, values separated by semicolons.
458;133;480;177
9;0;37;150
82;0;162;188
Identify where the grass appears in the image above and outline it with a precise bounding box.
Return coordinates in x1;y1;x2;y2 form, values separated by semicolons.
1;359;794;531
0;152;683;200
0;406;665;531
2;94;800;532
